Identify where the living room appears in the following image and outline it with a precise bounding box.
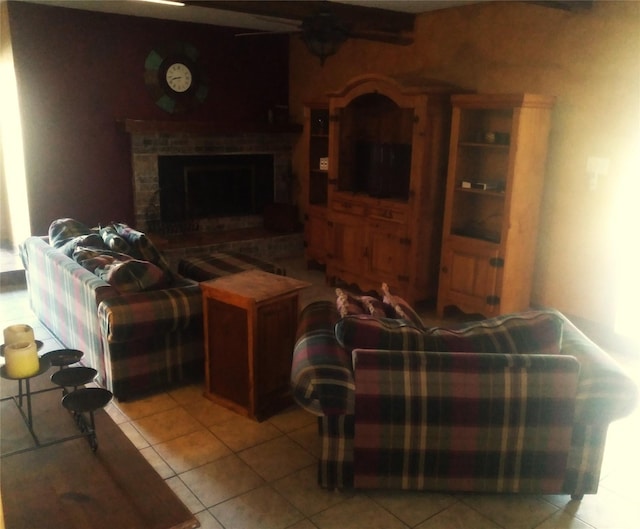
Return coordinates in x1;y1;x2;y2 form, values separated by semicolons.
1;1;639;528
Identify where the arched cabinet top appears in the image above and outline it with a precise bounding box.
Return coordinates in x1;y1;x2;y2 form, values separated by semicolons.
327;73;460;108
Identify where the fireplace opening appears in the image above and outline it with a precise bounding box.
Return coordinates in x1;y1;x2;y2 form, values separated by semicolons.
158;154;275;222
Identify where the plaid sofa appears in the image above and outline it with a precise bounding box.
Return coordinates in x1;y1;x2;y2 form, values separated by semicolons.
291;301;638;498
21;236;204;400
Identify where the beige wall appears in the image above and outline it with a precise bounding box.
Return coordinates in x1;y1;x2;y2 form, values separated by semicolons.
288;1;640;327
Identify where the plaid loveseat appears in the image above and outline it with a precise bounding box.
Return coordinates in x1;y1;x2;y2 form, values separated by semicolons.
21;235;204;400
291;300;637;498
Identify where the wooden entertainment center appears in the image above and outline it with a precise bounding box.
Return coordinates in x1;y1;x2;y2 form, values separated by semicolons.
303;75;554;312
304;74;458;304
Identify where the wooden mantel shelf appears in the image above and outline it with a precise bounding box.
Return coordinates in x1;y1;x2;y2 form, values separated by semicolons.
120;119;302;135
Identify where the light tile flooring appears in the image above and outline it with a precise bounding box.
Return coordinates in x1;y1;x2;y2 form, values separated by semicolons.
1;257;639;529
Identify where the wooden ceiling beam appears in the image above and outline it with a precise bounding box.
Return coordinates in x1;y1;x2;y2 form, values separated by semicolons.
528;1;595;11
186;1;415;34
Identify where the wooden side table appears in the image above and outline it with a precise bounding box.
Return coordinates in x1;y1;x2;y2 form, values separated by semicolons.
200;269;310;421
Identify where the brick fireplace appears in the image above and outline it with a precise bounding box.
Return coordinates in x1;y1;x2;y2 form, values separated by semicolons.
124;120;303;268
125;120;298;231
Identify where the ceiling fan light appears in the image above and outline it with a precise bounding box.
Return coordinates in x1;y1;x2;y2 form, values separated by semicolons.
301;12;348;65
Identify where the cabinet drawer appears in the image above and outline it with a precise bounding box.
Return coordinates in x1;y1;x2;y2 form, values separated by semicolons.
369;206;407;223
332;199;366;216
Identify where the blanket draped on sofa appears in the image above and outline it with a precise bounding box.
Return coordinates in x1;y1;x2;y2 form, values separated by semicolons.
21;222;204;400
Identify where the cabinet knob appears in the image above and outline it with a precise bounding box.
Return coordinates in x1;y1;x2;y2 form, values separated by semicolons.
441;266;448;274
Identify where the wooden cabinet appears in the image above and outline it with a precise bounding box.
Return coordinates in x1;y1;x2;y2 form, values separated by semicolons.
437;93;555;317
321;74;456;303
201;270;310;421
304;205;328;265
303;104;330;266
366;218;410;291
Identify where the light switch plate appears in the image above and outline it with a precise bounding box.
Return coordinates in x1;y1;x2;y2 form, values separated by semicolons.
587;156;610;175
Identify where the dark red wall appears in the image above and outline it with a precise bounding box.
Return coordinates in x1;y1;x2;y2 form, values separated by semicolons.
7;2;289;235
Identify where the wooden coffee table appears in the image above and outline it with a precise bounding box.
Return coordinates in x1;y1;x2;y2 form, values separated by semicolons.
200;269;310;421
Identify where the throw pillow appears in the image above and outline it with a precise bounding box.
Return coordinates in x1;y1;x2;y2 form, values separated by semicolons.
429;311;564;355
335;288;395;318
381;283;425;329
335;310;564;356
335;314;428;351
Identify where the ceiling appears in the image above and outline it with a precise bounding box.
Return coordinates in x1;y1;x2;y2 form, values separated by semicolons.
14;1;593;44
14;1;475;34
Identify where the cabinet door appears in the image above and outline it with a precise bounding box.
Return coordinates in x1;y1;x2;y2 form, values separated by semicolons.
254;296;298;420
328;212;366;276
367;220;409;292
304;208;328;264
204;299;249;408
438;238;502;316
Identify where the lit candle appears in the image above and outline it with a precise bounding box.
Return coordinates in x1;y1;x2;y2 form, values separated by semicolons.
4;341;39;378
3;324;35;346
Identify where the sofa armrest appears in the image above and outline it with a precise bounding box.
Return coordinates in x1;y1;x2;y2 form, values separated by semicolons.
21;236;117;350
556;311;638;423
291;301;355;416
98;280;203;343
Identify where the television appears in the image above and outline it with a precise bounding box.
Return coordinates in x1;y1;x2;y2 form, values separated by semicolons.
353;141;412;199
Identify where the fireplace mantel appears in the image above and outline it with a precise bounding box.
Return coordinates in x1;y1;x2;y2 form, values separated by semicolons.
121;119;302;136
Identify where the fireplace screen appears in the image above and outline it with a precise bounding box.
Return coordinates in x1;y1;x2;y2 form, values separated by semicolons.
158;154;275;222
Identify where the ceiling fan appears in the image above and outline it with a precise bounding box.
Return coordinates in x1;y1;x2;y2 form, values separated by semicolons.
239;10;414;64
185;1;415;64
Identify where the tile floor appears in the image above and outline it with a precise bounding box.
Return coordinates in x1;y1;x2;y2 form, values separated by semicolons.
1;256;639;529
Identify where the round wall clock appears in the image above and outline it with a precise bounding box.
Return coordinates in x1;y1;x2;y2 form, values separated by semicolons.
144;41;208;114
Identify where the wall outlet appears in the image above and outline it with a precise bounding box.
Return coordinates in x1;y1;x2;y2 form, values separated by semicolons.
587;156;610;175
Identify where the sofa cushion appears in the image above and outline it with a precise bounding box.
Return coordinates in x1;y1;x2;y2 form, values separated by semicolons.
430;311;564;354
335;315;426;351
335;310;564;356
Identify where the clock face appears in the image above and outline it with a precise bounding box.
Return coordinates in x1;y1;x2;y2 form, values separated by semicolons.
144;42;208;114
165;62;192;93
